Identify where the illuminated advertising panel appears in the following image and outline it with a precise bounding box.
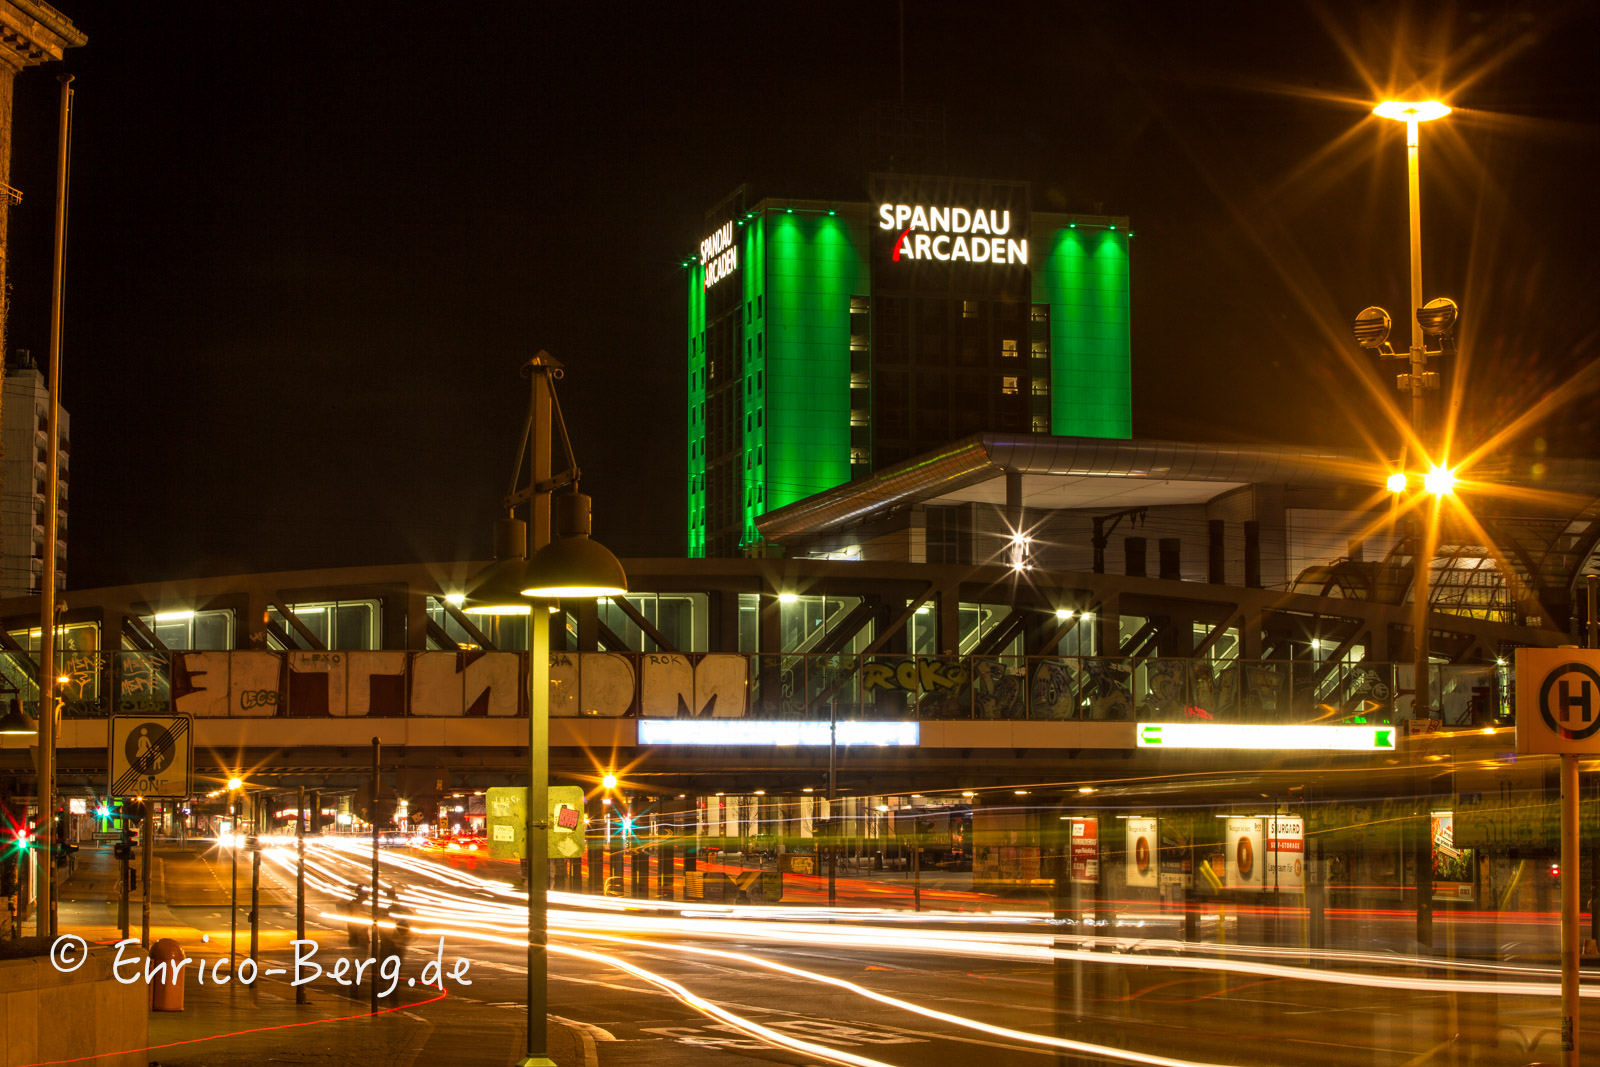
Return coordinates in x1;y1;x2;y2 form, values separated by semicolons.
869;174;1030;294
1225;817;1265;891
699;219;738;290
637;720;919;746
1070;816;1099;883
1266;816;1304;891
1125;816;1158;887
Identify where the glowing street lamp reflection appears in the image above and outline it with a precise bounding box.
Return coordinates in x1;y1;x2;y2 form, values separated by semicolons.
1424;465;1456;496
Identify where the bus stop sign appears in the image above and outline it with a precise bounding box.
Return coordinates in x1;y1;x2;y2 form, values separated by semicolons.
1516;648;1600;754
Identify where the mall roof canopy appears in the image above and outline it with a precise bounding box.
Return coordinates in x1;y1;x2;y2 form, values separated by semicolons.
756;434;1382;543
756;432;1600;628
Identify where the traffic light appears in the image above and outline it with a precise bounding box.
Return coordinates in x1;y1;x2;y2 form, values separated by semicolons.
113;820;140;862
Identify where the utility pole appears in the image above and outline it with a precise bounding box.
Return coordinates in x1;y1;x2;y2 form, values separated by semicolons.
35;72;74;941
140;802;151;947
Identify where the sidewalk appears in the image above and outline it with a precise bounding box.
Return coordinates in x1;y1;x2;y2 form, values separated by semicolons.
56;845;592;1066
143;972;585;1067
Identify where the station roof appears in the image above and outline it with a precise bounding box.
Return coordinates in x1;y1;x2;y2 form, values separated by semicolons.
755;434;1380;542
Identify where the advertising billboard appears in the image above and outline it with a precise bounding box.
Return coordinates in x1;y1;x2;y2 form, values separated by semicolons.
1431;812;1475;903
1070;816;1099;884
1265;816;1304;891
1225;817;1265;891
1159;816;1193;890
1125;816;1159;887
868;174;1031;295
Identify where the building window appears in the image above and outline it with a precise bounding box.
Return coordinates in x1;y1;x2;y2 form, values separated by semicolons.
1001;376;1019;395
1001;339;1018;357
1031;341;1049;360
757;295;764;318
267;600;380;651
1030;305;1048;322
962;300;979;319
138;609;235;651
1031;415;1050;433
1031;378;1050;396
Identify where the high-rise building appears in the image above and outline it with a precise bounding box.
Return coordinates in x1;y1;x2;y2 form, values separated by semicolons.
686;176;1131;558
1;349;67;595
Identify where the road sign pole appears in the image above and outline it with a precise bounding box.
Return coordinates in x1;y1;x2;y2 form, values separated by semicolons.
296;785;307;1006
230;796;238;977
1561;751;1579;1066
370;736;380;1017
141;806;151;947
1588;574;1599;952
250;843;260;965
117;822;129;940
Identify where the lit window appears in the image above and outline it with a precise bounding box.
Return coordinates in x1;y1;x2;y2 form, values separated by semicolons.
1001;376;1019;395
1032;378;1050;396
1001;339;1018;357
1031;415;1049;433
962;300;979;319
1031;341;1049;359
850;409;869;426
1030;305;1048;322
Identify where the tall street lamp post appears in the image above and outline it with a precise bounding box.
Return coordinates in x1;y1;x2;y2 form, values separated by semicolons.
466;352;626;1067
1354;99;1455;721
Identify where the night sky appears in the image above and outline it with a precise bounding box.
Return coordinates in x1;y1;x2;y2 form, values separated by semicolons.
5;1;1596;589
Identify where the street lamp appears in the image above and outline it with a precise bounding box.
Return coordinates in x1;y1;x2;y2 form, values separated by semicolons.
467;351;626;1067
1354;98;1455;721
0;697;37;735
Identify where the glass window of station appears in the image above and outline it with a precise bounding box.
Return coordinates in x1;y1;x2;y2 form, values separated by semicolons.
266;600;379;650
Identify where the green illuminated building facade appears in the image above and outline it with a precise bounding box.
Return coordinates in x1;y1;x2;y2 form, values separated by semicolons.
687;178;1131;558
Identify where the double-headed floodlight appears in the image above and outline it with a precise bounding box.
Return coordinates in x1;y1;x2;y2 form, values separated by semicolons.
1353;306;1394;353
0;697;36;735
462;517;534;615
1417;296;1459;339
522;493;627;599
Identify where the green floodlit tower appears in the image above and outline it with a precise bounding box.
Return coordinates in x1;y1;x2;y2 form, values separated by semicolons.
1034;217;1133;437
686;184;1131;559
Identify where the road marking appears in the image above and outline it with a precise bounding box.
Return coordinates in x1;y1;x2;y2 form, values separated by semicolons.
549;1014;616;1042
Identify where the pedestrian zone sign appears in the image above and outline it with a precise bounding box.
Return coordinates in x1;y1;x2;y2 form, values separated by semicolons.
1515;648;1600;755
108;715;193;799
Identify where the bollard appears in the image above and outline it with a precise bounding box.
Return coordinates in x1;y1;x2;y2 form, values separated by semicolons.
149;938;187;1011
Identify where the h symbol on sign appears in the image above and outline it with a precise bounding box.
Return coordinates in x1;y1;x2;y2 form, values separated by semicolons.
1558;679;1594;725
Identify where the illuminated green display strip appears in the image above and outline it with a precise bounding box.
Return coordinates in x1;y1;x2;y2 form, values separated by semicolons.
686;263;707;557
761;210;869;517
1034;221;1132;438
740;218;765;545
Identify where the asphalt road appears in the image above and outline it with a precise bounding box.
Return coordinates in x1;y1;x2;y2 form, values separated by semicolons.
49;844;1596;1066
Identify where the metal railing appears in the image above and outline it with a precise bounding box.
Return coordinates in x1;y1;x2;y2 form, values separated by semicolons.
0;650;1511;729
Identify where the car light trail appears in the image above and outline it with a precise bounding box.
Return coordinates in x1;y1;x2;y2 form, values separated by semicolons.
291;841;1600;1009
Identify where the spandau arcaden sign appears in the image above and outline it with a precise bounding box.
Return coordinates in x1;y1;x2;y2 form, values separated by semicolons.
877;203;1027;265
700;220;738;289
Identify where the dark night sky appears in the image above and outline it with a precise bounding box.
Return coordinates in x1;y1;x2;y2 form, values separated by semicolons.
5;1;1596;588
